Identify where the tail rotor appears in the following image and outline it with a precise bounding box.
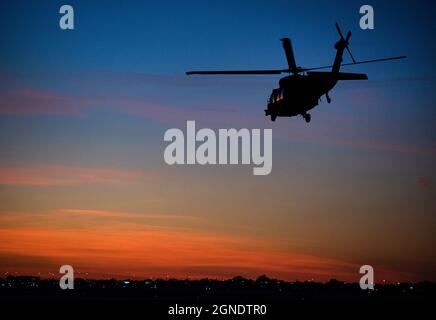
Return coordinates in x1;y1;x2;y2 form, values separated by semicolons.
335;22;356;63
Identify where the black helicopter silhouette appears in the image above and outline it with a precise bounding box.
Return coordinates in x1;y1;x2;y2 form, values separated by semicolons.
186;23;406;123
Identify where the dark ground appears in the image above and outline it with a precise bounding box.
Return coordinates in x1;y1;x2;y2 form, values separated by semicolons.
1;275;434;318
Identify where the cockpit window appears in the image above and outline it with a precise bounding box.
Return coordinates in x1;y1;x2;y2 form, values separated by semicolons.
269;88;283;103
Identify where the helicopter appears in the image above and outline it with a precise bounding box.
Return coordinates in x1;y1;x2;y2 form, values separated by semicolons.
186;23;406;123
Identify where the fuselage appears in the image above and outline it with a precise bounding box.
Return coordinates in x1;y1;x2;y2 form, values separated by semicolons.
267;74;337;117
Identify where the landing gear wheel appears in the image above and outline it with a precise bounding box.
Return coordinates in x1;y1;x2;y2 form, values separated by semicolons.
271;114;277;122
304;113;311;123
326;94;331;104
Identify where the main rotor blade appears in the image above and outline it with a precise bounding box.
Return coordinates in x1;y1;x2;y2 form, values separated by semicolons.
186;56;406;76
301;55;407;72
281;38;297;72
186;69;286;75
335;22;345;39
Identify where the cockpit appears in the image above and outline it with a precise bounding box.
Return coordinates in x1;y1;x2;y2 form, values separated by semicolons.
269;88;284;104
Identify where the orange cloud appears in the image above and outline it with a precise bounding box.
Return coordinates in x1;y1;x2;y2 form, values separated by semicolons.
0;209;408;282
0;226;356;281
0;165;147;186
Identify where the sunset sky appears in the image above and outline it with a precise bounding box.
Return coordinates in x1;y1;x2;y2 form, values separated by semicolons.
0;0;435;282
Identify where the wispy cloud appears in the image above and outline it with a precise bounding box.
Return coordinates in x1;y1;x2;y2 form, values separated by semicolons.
0;165;147;186
2;82;434;158
58;209;197;220
417;176;433;190
0;86;258;127
0;89;82;116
